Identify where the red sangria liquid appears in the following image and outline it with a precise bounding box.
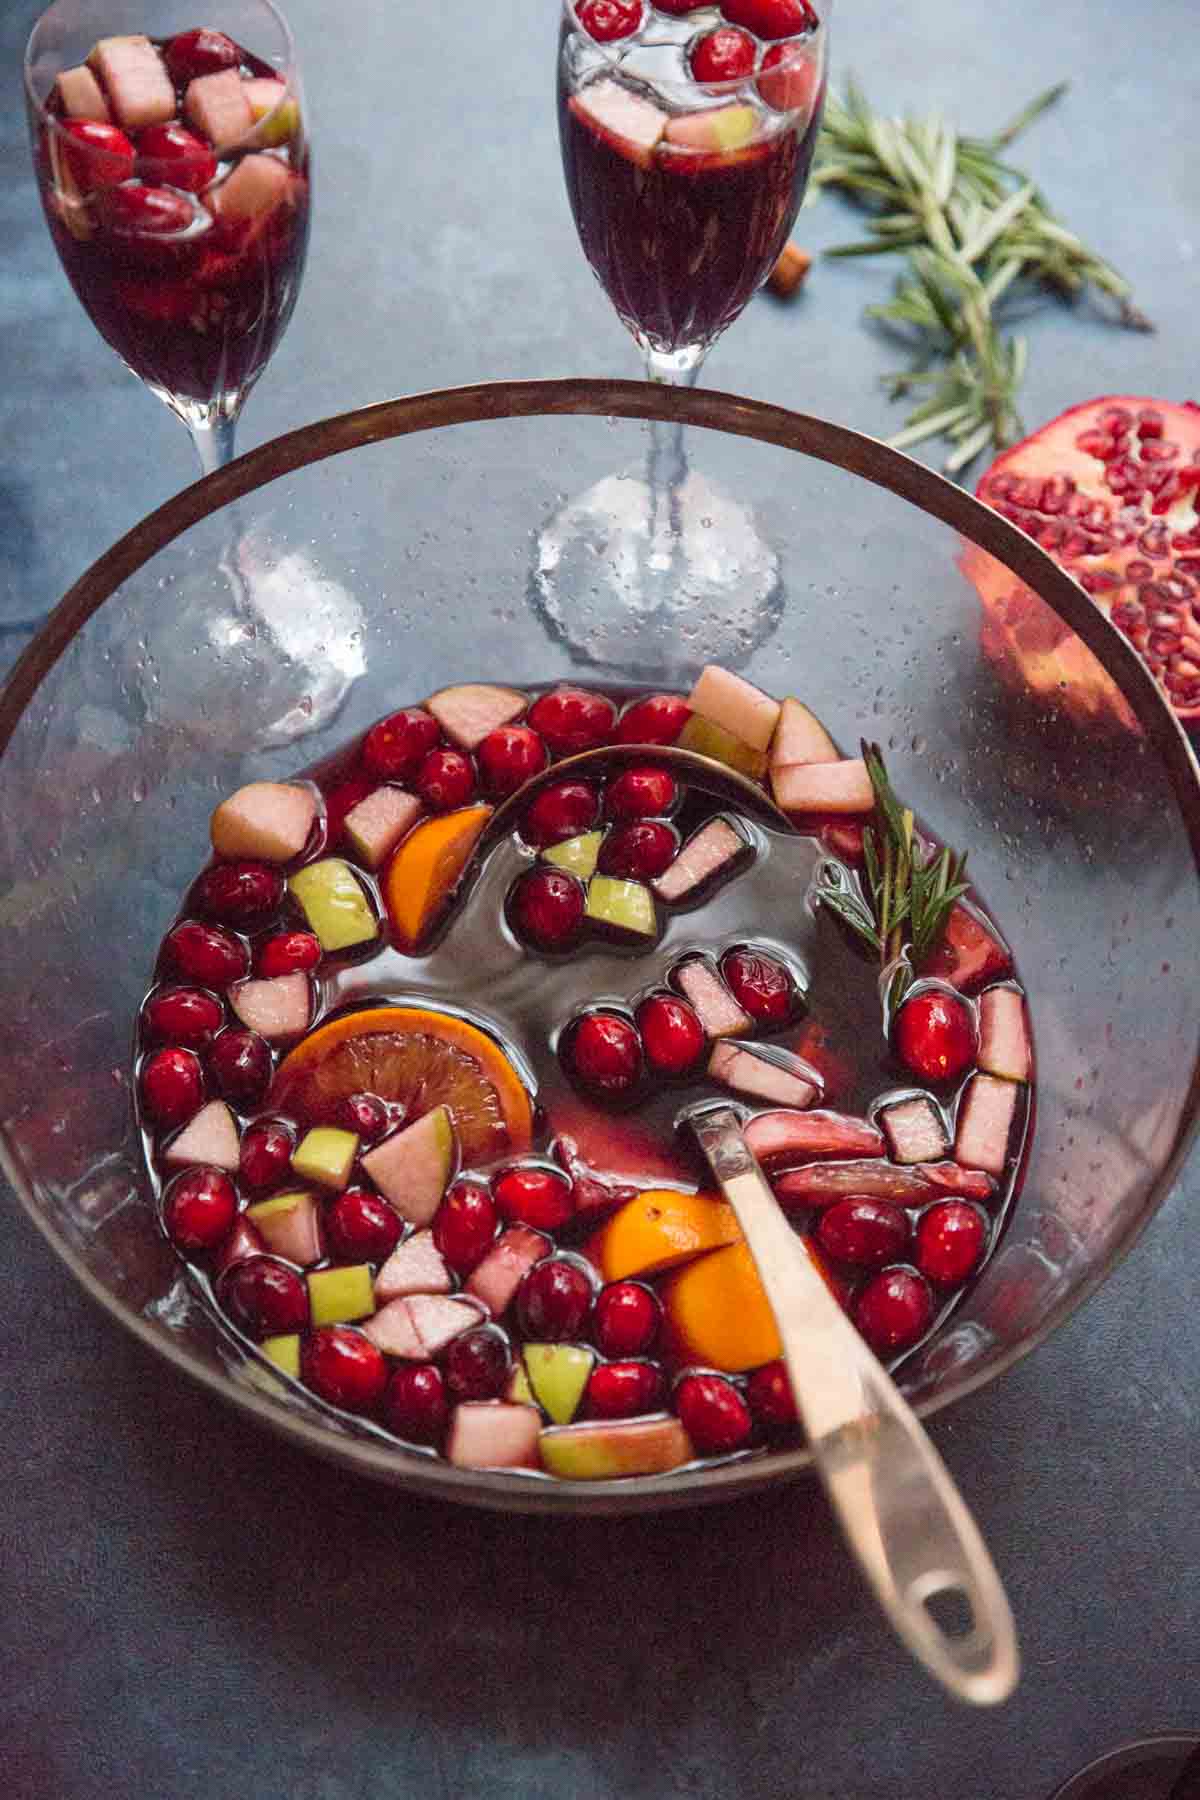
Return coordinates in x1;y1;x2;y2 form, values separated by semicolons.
33;27;309;407
135;669;1033;1483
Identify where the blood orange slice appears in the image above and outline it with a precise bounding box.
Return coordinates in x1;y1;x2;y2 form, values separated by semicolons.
270;1006;534;1165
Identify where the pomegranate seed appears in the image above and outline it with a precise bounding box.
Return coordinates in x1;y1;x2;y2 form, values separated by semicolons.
208;1029;273;1108
136;122;216;193
256;931;321;978
615;694;690;745
415;747;476;812
592;1282;661;1358
335;1092;389;1142
301;1326;388;1414
362;708;441;781
1141;440;1180;464
491;1166;575;1231
746;1361;797;1430
523;779;600;847
598;820;678;880
143;986;224;1048
719;0;817;39
325;1187;402;1262
635;994;706;1077
238;1118;295;1191
915;1201;988;1286
509;867;586;952
140;1047;203;1127
193;860;283;926
567;1012;643;1095
99;183;194;236
60;119;135;190
218;1256;309;1339
323;774;375;844
478;725;548;797
854;1267;933;1357
445;1325;511;1400
690;25;756;82
164;26;242;83
162;1167;238;1254
585;1360;664;1419
517;1258;594;1340
893;987;977;1083
383;1362;448;1444
433;1181;498;1273
675;1373;753;1454
605;764;678;819
528;686;617;756
576;0;643;40
721;947;798;1026
816;1198;911;1269
164;920;249;987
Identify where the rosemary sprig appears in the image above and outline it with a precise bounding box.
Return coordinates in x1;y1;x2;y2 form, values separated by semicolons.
807;80;1151;475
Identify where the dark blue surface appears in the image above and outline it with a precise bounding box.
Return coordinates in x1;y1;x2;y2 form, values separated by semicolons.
3;3;1199;1795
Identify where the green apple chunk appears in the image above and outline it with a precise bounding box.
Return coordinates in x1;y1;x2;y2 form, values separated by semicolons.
505;1362;535;1406
523;1343;595;1425
538;1415;694;1480
307;1263;375;1327
292;1126;359;1191
260;1334;301;1378
543;831;604;879
288;858;378;952
676;714;767;780
585;876;656;938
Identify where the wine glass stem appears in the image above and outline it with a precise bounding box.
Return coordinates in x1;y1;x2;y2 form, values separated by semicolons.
188;414;238;480
643;344;706;572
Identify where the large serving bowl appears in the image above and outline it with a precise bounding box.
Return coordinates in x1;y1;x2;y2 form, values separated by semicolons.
2;379;1198;1514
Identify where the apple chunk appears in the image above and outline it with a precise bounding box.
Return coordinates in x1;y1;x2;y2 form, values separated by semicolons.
676;714;766;780
56;66;111;121
288;858;378;952
426;683;526;751
653;817;749;905
686;665;780;753
978;987;1031;1082
879;1095;950;1165
447;1402;542;1470
465;1226;550;1315
361;1106;455;1227
708;1042;818;1110
544;831;603;879
163;1100;240;1172
374;1229;451;1302
211;781;317;864
184;67;254;150
211;152;293;225
291;1127;359;1191
343;786;421;869
229;972;310;1041
769;696;839;768
306;1263;374;1326
538;1415;694;1480
246;1191;322;1266
87;35;173;129
585;876;656;939
772;758;875;815
954;1074;1019;1175
672;958;751;1039
523;1343;594;1424
569;79;667;168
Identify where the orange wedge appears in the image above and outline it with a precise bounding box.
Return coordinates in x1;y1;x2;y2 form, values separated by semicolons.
270;1005;533;1166
383;804;492;950
583;1188;742;1283
660;1240;781;1373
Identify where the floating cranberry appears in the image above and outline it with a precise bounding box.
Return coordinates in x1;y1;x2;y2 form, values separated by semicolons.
690;25;756;82
635;994;706;1077
213;1214;266;1277
517;1258;594;1340
523;779;599;848
383;1362;448;1444
593;1282;661;1358
721;947;798;1026
164;920;249;987
301;1326;388;1414
164;26;243;84
509;867;586;953
653;0;705;11
208;1028;273;1108
815;1196;908;1273
255;930;322;978
136;122;217;193
433;1181;498;1274
99;183;194;237
219;1256;309;1339
143;985;224;1048
445;1325;511;1400
567;1012;643;1096
491;1166;575;1232
193;860;283;926
415;747;476;812
575;0;643;39
336;1092;389;1143
59;119;135;194
362;708;441;781
527;686;616;756
325;1187;403;1263
820;819;866;865
605;764;677;819
915;1201;988;1286
675;1373;753;1454
238;1118;295;1191
478;724;547;797
586;1360;665;1420
746;1361;798;1430
162;1166;238;1254
758;39;819;112
893;988;977;1083
854;1267;933;1357
597;819;678;880
720;0;818;40
615;693;690;744
140;1046;203;1127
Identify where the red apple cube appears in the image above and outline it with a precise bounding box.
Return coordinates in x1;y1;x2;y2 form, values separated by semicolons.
446;1401;542;1470
210;781;317;863
880;1095;950;1165
360;1106;455;1227
184;68;254;150
978;987;1031;1082
686;665;780;753
362;1297;425;1359
772;758;875;815
163;1099;241;1172
744;1108;886;1164
708;1042;818;1110
374;1229;452;1302
342;785;422;869
408;1294;481;1356
229;972;310;1041
56;66;111;121
954;1074;1019;1175
87;36;174;130
769;696;838;768
425;683;526;751
465;1226;551;1315
245;1190;322;1266
569;80;667;169
672;958;751;1039
653;817;749;904
211;151;292;223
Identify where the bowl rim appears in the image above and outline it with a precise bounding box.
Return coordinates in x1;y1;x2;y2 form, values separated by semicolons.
4;375;1200;1514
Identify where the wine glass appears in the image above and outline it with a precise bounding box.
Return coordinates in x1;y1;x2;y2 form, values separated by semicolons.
24;0;310;478
535;0;830;670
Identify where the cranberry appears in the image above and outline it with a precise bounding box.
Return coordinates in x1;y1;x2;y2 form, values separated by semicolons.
654;0;705;11
238;1118;295;1191
593;1282;661;1358
615;693;690;745
208;1029;273;1108
323;773;375;844
164;26;243;83
586;1360;665;1419
915;1202;988;1286
143;986;224;1048
478;725;547;797
433;1181;498;1273
758;40;819;112
746;1361;798;1430
598;819;678;880
509;867;586;953
854;1267;934;1358
99;183;194;237
605;765;677;819
193;860;283;926
576;0;643;39
635;994;706;1077
719;0;818;40
383;1362;449;1444
335;1092;389;1143
213;1215;266;1277
522;779;599;848
527;686;616;756
445;1325;512;1400
219;1256;309;1339
415;747;476;812
162;1167;238;1254
60;119;135;190
164;920;249;987
517;1258;594;1340
255;931;322;978
567;1012;643;1096
136;122;217;193
301;1326;388;1414
675;1373;753;1454
362;708;441;781
690;25;756;82
721;947;798;1026
894;988;978;1083
325;1187;403;1263
490;1166;575;1232
140;1047;203;1127
817;1198;911;1269
820;819;866;865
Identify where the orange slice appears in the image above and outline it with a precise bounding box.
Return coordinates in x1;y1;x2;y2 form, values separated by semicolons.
583;1188;742;1283
660;1240;781;1373
383;804;492;950
270;1005;533;1166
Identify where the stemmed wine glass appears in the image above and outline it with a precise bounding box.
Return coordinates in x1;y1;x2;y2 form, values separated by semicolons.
25;0;309;478
535;0;830;671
